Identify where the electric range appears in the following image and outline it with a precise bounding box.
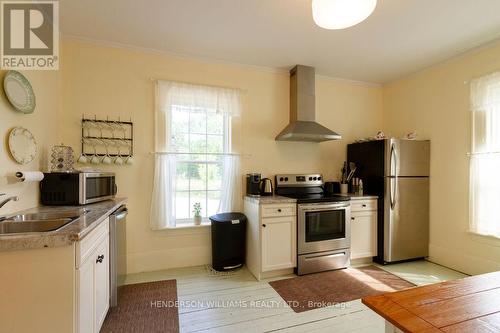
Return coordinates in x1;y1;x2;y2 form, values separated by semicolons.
275;174;351;275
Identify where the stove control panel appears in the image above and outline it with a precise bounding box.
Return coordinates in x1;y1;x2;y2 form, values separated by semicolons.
275;174;323;187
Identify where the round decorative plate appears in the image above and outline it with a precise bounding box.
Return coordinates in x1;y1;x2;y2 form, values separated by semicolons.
3;71;36;114
8;127;37;165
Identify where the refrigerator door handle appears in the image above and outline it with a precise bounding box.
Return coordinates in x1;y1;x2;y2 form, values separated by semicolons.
390;142;398;176
393;176;398;209
390;143;398;209
390;177;396;209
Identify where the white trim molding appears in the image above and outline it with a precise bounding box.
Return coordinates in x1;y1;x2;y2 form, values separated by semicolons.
429;243;500;276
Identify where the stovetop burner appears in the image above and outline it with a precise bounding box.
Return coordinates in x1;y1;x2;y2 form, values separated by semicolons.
274;173;350;204
280;193;350;204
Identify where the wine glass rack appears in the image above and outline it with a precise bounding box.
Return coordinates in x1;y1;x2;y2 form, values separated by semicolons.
81;117;134;158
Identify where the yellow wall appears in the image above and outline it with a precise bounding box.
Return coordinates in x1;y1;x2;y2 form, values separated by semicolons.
0;70;59;214
8;36;497;276
59;39;383;273
383;41;500;275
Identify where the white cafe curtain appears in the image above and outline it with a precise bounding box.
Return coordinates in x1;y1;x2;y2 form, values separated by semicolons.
218;154;242;213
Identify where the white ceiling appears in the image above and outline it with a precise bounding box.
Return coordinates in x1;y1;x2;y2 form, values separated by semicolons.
59;0;500;83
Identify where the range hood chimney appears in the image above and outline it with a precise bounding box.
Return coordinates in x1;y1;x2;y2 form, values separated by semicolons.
275;65;341;142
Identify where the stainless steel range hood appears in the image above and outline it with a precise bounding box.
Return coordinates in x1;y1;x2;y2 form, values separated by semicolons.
275;65;341;142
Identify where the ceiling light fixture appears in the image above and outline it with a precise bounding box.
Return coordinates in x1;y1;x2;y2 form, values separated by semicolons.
312;0;377;30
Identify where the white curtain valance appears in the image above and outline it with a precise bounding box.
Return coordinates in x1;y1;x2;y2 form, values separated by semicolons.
470;72;500;153
471;72;500;111
157;80;241;115
155;80;241;152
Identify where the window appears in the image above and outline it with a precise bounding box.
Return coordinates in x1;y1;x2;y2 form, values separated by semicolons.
469;72;500;238
170;105;229;221
151;81;241;229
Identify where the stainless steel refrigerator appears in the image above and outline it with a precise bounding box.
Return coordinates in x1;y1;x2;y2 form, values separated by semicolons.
347;139;430;264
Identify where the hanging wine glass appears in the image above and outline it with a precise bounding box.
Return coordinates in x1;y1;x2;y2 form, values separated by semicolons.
77;139;88;164
90;139;101;164
114;140;124;165
101;139;113;165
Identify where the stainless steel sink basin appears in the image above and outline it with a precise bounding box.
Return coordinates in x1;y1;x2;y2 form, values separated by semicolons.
8;212;80;222
0;218;74;234
0;208;87;234
5;208;89;222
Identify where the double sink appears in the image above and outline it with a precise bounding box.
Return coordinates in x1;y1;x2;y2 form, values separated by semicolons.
0;209;89;235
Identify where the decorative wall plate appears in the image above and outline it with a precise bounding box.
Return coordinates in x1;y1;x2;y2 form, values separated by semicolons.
3;71;36;114
8;127;37;165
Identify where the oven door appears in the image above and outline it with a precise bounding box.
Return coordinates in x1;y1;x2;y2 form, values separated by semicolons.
79;173;117;204
298;202;351;255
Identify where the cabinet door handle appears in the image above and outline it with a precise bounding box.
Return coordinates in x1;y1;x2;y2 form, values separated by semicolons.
351;217;355;220
277;209;282;212
362;204;367;207
262;224;266;228
96;254;104;263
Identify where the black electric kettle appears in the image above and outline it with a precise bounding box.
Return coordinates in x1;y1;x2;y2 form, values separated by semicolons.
259;178;273;196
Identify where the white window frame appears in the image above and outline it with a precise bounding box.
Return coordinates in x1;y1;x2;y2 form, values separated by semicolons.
469;72;500;239
170;104;231;224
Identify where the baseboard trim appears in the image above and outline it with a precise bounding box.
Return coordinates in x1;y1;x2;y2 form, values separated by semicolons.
127;244;500;276
259;268;294;280
429;243;500;275
351;257;374;266
127;246;211;274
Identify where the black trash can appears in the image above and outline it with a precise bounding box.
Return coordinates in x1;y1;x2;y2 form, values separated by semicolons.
209;212;247;271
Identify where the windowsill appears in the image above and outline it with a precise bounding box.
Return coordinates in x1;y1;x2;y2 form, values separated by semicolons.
165;219;211;230
467;230;500;247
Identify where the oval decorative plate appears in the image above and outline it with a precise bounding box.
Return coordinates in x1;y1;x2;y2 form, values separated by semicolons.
8;127;38;165
3;71;36;114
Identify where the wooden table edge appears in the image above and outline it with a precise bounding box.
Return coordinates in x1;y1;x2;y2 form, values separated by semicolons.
362;294;442;333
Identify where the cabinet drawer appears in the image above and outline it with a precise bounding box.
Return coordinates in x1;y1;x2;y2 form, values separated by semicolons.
76;218;109;268
261;204;296;218
261;215;296;226
351;199;377;212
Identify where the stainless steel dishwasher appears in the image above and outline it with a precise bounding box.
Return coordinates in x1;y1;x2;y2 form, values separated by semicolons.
109;205;128;307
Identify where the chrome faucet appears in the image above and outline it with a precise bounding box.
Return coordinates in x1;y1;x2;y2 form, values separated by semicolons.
0;194;19;209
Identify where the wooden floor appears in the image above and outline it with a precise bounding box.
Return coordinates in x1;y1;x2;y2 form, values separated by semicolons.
124;261;466;333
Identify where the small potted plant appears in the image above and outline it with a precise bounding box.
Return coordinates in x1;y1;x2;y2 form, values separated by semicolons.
193;202;202;225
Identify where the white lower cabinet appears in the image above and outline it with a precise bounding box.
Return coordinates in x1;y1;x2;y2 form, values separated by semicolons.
350;198;377;259
94;238;110;332
244;196;377;278
0;217;111;333
261;216;296;272
77;258;94;333
244;199;296;280
76;218;110;333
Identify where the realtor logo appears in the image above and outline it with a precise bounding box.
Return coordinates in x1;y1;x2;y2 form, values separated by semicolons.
1;1;59;70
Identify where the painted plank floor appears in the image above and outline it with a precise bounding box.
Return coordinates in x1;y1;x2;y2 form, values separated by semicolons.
124;261;467;333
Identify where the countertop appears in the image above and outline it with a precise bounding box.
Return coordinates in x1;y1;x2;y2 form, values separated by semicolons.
335;193;378;200
0;198;127;251
244;195;297;205
362;271;500;332
244;194;376;204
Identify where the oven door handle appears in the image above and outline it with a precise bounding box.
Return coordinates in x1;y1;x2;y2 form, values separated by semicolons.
300;205;349;212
